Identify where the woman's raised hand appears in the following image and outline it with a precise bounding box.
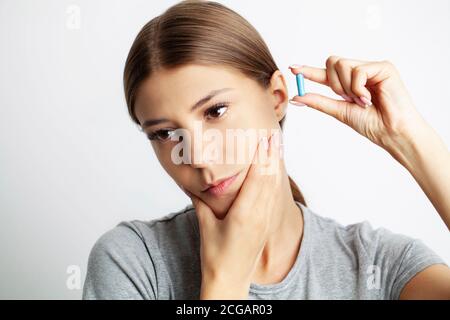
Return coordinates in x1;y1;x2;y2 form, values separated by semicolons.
289;56;428;153
290;57;450;230
188;131;284;299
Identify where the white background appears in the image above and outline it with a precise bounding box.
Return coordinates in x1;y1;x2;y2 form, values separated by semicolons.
0;0;449;299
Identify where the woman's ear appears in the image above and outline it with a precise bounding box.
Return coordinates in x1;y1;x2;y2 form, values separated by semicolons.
268;70;289;122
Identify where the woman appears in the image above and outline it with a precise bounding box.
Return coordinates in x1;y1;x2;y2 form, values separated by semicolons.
83;0;450;299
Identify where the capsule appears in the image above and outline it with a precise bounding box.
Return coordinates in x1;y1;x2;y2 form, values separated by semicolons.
296;73;305;96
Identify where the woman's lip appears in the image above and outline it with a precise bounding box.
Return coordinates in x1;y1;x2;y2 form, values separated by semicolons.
203;172;240;196
201;174;235;191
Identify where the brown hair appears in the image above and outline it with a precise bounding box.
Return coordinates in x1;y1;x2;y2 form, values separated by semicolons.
123;0;307;206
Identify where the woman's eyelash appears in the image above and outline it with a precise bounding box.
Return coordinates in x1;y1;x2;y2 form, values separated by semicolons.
147;101;230;142
204;101;229;119
147;129;173;141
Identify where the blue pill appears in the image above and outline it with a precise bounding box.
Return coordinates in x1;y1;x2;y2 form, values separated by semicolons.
296;73;305;96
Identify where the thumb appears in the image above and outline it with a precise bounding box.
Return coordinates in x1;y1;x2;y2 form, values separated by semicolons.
189;193;216;229
290;92;354;125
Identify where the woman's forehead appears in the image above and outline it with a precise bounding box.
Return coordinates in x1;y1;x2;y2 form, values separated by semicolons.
135;64;255;117
150;64;246;90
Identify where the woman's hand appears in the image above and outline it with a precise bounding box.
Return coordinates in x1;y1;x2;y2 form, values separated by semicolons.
289;56;450;230
288;56;428;154
188;132;283;299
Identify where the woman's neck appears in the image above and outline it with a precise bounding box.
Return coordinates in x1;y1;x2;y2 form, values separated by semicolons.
251;160;304;285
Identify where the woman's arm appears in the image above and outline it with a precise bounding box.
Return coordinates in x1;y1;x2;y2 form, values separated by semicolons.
289;58;450;230
390;122;450;298
399;264;450;299
384;118;450;230
290;57;450;299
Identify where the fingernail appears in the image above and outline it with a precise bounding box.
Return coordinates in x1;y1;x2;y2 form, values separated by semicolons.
270;131;277;145
289;64;302;69
273;131;282;148
259;135;269;150
289;99;305;106
341;94;353;102
359;96;372;107
354;96;368;108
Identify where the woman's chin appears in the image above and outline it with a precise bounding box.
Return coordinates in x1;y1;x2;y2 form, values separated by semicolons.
197;168;246;219
203;192;237;220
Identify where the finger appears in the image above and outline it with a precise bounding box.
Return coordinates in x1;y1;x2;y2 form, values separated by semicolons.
225;137;267;221
290;58;370;102
335;59;359;103
230;133;280;225
334;60;355;100
251;134;271;181
325;56;349;99
351;61;394;106
261;131;282;180
229;136;269;213
257;132;281;221
290;92;360;125
336;59;371;108
289;65;327;85
269;130;283;160
290;65;354;103
189;193;216;227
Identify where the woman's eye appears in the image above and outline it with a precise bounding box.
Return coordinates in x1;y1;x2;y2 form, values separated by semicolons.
147;103;229;142
204;103;228;119
148;129;174;142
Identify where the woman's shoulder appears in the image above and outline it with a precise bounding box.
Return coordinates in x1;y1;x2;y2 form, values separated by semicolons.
303;204;440;261
83;204;199;299
91;204;198;255
305;205;412;244
302;204;446;299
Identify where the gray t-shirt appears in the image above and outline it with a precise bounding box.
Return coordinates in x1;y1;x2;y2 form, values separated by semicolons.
82;201;447;300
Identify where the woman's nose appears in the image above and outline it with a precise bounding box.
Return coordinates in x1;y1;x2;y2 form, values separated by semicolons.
189;138;220;169
190;146;214;169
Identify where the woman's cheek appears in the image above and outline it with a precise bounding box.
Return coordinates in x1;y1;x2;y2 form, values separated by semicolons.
153;145;178;174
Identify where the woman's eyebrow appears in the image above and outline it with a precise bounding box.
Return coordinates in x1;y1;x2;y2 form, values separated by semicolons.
141;87;234;129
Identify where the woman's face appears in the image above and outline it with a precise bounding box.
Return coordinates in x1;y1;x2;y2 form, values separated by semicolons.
134;64;288;217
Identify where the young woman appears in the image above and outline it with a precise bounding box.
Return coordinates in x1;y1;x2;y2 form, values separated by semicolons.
83;0;450;299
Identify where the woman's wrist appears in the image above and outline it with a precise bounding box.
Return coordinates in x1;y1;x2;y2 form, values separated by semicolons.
382;119;429;169
383;117;450;229
200;275;250;300
383;118;446;174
